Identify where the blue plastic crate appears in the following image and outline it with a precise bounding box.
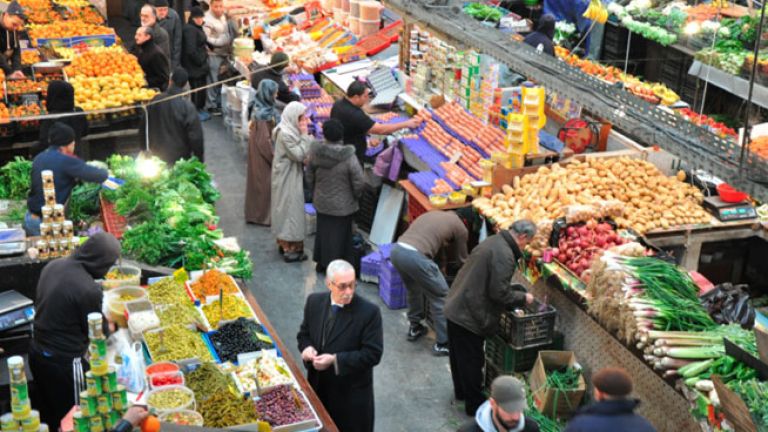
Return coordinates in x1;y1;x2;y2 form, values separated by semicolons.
379;277;407;309
379;260;403;285
360;251;383;283
379;243;394;259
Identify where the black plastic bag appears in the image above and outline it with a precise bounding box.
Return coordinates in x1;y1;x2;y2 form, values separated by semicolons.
699;283;755;329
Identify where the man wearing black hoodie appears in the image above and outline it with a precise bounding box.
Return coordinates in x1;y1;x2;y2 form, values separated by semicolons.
523;14;556;56
29;233;122;429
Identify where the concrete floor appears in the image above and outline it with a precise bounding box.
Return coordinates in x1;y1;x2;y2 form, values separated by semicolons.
201;118;467;431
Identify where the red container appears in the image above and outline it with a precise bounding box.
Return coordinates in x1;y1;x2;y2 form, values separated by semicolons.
717;183;748;203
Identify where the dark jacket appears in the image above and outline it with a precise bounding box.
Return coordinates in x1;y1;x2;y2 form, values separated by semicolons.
297;292;383;432
36;81;89;156
147;84;204;165
444;230;528;337
27;148;109;216
132;39;170;91
523;14;556;56
182;20;209;78
32;233;121;358
251;66;300;104
152;25;172;65
564;399;656;432
158;9;183;68
0;27;21;75
307;141;365;217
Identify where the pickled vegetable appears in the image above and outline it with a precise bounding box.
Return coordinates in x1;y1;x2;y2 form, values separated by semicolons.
144;326;213;362
147;387;193;410
156;303;203;326
186;363;232;401
159;410;204;426
257;385;314;427
118;293;138;302
209;318;273;363
198;390;260;428
147;277;189;305
106;269;133;280
190;270;239;303
202;295;253;328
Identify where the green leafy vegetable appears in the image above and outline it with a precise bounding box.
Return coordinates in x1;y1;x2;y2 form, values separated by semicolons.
0;157;33;200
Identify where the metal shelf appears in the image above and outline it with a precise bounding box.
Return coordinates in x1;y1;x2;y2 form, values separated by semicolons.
386;0;768;202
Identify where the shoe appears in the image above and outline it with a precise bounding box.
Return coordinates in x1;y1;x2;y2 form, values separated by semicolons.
198;111;211;122
432;342;449;356
209;108;222;116
407;323;427;342
283;252;308;263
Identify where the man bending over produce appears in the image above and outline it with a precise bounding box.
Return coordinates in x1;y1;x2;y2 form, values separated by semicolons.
24;123;109;236
445;219;536;416
564;367;655;432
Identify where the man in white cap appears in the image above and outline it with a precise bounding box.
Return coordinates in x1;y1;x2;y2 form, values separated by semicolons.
458;375;540;432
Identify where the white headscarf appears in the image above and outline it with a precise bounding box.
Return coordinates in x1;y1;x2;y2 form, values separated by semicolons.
275;101;307;142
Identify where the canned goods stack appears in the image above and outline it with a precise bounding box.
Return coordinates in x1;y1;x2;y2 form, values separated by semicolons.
73;314;129;432
36;170;79;261
1;356;49;432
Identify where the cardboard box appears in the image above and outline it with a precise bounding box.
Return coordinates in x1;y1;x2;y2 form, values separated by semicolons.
529;351;586;419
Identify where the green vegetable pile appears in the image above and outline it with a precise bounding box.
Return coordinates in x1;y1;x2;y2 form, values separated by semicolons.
464;3;503;22
545;367;582;392
524;383;564;432
728;378;768;428
198;389;260;428
186;363;233;401
68;182;102;225
0;157;32;201
104;155;252;279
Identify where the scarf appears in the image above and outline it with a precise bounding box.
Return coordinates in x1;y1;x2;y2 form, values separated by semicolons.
251;79;279;123
274;101;306;142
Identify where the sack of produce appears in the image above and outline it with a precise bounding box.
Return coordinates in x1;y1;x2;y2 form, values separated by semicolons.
699;283;756;329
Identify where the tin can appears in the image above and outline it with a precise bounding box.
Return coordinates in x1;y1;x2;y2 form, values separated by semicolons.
59;238;70;256
111;386;127;411
40;205;53;223
88;415;104;432
70;237;80;251
39;223;52;239
63;220;73;238
85;372;102;396
102;413;114;430
1;413;18;431
72;411;89;432
101;368;118;393
48;240;59;258
44;190;56;207
53;204;65;222
36;239;49;259
79;391;97;417
96;393;111;415
20;410;39;432
11;398;31;420
107;411;122;429
41;170;54;187
38;424;49;432
50;222;62;237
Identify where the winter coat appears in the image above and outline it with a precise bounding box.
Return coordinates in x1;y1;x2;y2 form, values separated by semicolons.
158;9;183;68
36;81;89;155
307;141;365;217
182;21;209;78
458;401;540;432
564;399;656;432
0;26;21;75
251;66;300;104
132;39;170;91
204;11;235;57
444;230;528;337
33;233;121;357
270;129;312;241
147;84;204;165
523;14;555;56
150;25;172;65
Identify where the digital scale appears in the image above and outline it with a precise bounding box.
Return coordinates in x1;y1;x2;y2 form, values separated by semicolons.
703;196;758;222
0;291;34;333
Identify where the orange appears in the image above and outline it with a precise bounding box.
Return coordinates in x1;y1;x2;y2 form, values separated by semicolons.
141;415;161;432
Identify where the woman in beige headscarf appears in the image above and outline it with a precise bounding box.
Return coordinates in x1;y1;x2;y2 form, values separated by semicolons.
270;101;312;262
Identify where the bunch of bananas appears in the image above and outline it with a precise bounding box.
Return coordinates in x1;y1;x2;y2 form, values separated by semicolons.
583;0;608;24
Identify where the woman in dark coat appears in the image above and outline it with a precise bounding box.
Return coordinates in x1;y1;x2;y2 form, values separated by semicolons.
181;7;209;116
307;119;365;272
245;79;280;225
36;81;88;157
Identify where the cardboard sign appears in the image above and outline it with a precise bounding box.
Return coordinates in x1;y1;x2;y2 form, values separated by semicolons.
712;375;757;432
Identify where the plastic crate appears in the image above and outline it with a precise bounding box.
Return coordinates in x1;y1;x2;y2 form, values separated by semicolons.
379;276;407;309
360;251;383;283
379;260;403;285
100;194;127;239
497;301;556;348
485;332;564;373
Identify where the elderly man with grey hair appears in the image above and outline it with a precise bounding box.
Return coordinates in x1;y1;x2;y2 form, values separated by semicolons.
139;4;171;64
445;219;537;417
297;259;383;432
131;25;170;91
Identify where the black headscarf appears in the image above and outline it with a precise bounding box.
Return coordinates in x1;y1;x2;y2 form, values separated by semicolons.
72;232;121;279
46;80;75;113
537;14;556;40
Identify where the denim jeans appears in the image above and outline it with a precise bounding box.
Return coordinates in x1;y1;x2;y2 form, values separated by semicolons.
23;211;41;236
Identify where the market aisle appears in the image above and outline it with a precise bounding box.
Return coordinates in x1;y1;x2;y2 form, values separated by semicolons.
201;119;466;431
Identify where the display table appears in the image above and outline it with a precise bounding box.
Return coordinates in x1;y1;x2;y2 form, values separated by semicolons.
398;179;470;222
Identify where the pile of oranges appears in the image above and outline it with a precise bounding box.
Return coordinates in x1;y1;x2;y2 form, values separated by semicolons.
18;0;61;24
64;46;143;78
21;50;41;65
28;20;114;42
6;79;44;95
0;103;9;124
10;104;45;128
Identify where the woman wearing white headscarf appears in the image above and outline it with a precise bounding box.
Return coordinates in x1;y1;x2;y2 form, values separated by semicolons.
271;101;312;262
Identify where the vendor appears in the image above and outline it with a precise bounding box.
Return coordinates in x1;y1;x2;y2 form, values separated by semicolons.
251;52;300;105
0;0;26;78
523;14;556;56
29;232;121;428
24;123;109;236
331;80;420;165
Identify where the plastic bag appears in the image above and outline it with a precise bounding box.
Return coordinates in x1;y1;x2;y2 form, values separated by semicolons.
116;340;147;393
699;283;755;329
564;204;598;224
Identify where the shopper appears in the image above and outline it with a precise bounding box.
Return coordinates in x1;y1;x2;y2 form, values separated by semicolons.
251;51;300;105
245;79;280;226
182;6;209;120
24;123;108;236
203;0;236;115
36;81;88;156
0;1;25;78
30;232;121;428
445;219;537;416
458;375;540;432
139;4;171;64
154;0;182;68
564;368;656;432
271;101;312;262
297;259;383;432
523;14;556;56
111;406;150;432
147;68;204;165
390;210;469;356
132;26;170;91
330;80;420;164
307;119;365;273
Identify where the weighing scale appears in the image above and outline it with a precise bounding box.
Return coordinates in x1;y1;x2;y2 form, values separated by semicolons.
0;291;34;333
703;196;757;222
